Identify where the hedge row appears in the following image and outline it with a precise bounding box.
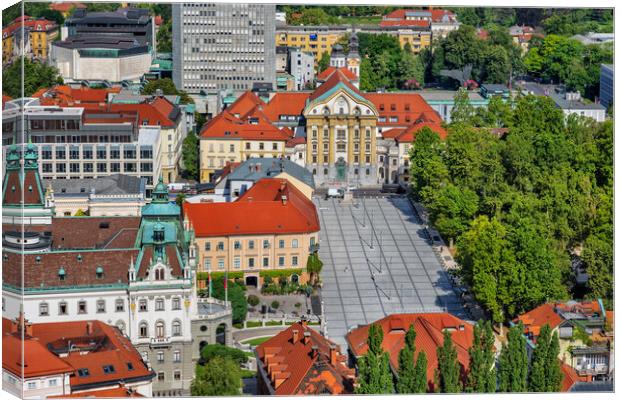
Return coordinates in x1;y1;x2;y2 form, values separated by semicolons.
259;269;303;279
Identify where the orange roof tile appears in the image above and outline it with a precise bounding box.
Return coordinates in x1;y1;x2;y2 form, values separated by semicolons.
379;20;430;27
50;386;143;398
2;333;74;378
226;91;266;117
309;68;361;102
364;93;442;127
561;362;587;391
49;2;87;13
346;313;474;391
184;178;319;237
262;92;311;121
316;67;358;82
256;322;355;395
515;303;564;338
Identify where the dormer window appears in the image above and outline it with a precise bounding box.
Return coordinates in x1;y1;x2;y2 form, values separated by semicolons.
96;266;104;279
35;256;41;263
77;255;82;262
28;185;33;192
58;267;66;281
155;268;165;281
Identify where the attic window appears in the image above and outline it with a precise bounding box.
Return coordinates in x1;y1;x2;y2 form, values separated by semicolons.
80;188;86;193
405;103;410;111
35;256;41;263
126;362;134;371
379;104;385;110
61;188;66;193
11;186;15;192
96;266;104;279
58;267;66;280
143;120;149;125
390;104;396;111
77;255;82;262
102;365;116;374
28;185;33;192
77;368;90;377
99;222;110;229
3;254;7;261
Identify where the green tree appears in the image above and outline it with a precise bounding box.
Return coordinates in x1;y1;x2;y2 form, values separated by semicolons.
142;78;194;105
317;51;331;74
481;45;510;84
156;19;172;53
498;323;528;392
412;350;428;392
399;51;425;89
200;344;248;366
436;330;461;393
466;320;496;392
408;127;448;203
427;183;478;248
451;88;476;125
181;132;199;181
306;252;323;285
356;324;394;394
211;278;247;324
191;356;241;396
457;216;517;322
396;325;416;393
175;193;186;206
528;324;561;392
2;58;63;99
582;233;613;299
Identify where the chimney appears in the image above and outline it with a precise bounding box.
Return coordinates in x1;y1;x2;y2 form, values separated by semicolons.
292;329;299;344
458;324;465;331
330;345;339;366
300;318;308;328
256;163;261;172
303;331;311;345
281;195;288;205
86;321;93;336
280;180;286;192
311;345;319;358
155;88;163;97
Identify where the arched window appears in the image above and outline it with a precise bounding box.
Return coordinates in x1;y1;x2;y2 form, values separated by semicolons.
155;321;165;338
172;320;182;336
139;321;148;338
154;268;164;281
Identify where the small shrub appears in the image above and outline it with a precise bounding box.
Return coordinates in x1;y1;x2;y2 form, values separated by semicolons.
271;300;280;309
295;302;302;308
247;294;260;307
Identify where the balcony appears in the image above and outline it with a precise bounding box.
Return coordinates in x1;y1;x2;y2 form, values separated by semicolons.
150;336;172;348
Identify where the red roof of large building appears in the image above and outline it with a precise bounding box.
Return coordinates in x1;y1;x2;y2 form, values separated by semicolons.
255;321;355;395
379;19;430;28
49;2;87;13
316;67;358;82
309;68;361;102
2;16;58;38
50;386;144;398
346;313;474;392
560;362;588;391
384;8;455;22
200;109;292;141
2;317;152;389
515;300;604;340
33;85;121;109
262;92;311;121
364;92;443;128
184;178;319;237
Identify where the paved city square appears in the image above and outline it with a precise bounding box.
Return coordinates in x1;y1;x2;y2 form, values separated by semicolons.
315;195;467;348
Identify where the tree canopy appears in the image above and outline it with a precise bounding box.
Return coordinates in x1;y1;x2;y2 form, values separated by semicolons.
191;356;241;396
2;58;63;99
355;324;394;394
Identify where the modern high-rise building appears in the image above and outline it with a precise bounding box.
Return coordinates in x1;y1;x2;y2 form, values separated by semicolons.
172;3;276;97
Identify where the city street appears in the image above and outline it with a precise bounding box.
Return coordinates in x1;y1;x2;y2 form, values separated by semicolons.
315;195;467;348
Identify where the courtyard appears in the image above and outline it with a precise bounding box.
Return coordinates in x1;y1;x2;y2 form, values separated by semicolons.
315;195;468;348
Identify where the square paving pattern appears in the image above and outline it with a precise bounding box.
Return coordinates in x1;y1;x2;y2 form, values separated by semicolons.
315;196;467;348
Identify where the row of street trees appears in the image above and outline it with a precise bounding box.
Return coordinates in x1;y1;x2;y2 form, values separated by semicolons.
355;321;561;393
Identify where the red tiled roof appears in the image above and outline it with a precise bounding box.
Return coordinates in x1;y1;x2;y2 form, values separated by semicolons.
109;100;176;128
286;135;306;148
2;318;152;389
154;15;163;26
515;300;605;340
379;20;430;28
34;85;121;109
394;120;447;142
3;169;44;205
3;17;57;37
184;178;320;237
51;386;144;398
2;333;74;378
309;68;361;102
363;93;442;127
316;67;358;82
2;94;12;109
256;322;355;395
383;8;455;22
199;109;291;141
560;362;587;391
226;91;266;117
346;313;474;391
49;2;87;13
262;92;310;121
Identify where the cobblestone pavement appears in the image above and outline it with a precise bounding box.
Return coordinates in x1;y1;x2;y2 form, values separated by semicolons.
315;195;467;349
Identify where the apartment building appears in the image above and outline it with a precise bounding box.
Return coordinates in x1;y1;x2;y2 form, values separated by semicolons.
276;24;432;58
2;316;154;398
381;8;460;39
289;47;315;90
2;15;58;65
1;151;232;396
172;3;276;94
183;178;320;287
2;87;188;188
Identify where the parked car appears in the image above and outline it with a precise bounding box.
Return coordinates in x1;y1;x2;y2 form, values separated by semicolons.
326;188;344;199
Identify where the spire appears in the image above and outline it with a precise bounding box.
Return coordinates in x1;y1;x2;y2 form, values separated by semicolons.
151;175;169;204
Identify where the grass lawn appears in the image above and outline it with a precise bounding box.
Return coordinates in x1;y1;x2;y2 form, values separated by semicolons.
242;336;273;346
265;320;283;327
338;15;382;25
246;320;262;328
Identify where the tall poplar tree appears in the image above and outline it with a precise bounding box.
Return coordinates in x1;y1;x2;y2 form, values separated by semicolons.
436;330;462;393
396;324;428;393
466;320;497;392
356;324;394;394
498;323;528;392
529;324;562;392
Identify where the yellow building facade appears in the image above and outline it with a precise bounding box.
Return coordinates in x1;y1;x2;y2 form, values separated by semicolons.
276;30;343;60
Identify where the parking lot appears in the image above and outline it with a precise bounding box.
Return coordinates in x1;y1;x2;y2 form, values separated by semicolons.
315;195;467;348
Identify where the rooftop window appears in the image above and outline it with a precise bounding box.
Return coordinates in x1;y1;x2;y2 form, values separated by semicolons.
77;368;90;377
102;365;115;374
